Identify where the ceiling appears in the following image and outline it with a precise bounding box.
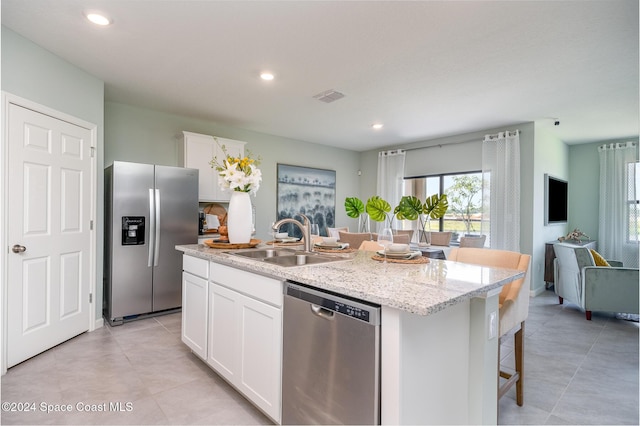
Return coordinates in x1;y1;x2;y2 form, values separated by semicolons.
2;0;638;152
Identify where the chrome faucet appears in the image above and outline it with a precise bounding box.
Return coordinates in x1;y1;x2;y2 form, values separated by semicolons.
273;214;312;252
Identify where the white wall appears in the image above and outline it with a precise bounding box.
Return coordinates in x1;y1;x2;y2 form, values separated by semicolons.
2;26;105;321
358;123;543;290
532;123;569;295
105;102;361;241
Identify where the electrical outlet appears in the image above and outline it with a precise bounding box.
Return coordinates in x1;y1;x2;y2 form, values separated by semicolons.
488;311;497;339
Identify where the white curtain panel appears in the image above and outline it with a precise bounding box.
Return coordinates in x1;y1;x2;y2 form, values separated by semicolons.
598;141;639;268
481;131;521;251
376;149;406;231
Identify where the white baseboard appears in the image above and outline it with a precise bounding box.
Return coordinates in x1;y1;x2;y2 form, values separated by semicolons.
530;285;547;297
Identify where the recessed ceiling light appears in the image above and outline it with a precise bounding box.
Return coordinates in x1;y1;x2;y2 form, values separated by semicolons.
372;123;384;130
86;12;111;26
260;72;275;81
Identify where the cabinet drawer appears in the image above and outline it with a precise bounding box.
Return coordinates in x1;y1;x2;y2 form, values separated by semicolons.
210;262;283;307
183;255;209;279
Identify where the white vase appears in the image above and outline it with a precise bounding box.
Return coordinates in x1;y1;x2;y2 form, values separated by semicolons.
227;191;253;244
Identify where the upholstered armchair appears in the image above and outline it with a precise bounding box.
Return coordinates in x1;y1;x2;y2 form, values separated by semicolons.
553;243;639;320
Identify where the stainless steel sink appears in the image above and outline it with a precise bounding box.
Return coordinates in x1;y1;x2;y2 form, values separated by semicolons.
262;253;341;267
230;248;296;259
228;248;343;267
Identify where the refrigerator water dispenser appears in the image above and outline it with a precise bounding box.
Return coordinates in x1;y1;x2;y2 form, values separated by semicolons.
122;216;145;245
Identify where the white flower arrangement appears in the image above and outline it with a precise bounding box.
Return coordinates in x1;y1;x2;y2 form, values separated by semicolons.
209;141;262;195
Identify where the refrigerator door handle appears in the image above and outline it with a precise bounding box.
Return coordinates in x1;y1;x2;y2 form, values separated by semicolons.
148;188;155;267
154;188;161;266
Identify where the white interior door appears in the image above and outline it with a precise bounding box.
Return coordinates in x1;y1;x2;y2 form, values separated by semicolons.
6;103;93;368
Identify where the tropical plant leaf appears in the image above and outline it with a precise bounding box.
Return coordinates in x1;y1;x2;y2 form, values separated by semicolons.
424;193;449;219
344;197;365;218
396;195;423;221
365;196;391;222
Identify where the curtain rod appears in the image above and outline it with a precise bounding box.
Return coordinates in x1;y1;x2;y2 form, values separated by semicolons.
403;129;520;152
404;138;477;152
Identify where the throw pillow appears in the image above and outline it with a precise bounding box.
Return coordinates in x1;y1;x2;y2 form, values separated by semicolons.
590;249;611;267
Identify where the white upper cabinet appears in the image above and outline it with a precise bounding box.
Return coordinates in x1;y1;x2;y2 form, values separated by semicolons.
179;131;245;202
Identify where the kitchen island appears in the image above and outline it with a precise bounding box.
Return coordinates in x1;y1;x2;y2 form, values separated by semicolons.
176;244;525;425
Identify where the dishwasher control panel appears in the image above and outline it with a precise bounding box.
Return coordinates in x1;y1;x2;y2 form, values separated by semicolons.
285;281;380;325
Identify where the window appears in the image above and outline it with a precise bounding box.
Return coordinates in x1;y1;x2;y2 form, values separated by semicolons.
404;171;484;244
628;161;639;242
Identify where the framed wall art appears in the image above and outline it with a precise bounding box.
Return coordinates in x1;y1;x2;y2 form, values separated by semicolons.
276;164;336;238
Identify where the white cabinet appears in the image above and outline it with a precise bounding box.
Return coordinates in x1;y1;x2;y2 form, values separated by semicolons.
180;254;282;423
181;256;209;359
179;131;245;202
207;262;283;423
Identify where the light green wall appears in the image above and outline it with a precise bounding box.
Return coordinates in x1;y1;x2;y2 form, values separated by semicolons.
2;26;106;322
105;102;361;242
568;137;639;241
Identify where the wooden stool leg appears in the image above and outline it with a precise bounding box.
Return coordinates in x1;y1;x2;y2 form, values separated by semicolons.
514;321;524;406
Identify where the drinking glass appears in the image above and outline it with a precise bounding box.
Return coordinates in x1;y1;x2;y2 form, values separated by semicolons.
377;227;394;263
310;223;320;245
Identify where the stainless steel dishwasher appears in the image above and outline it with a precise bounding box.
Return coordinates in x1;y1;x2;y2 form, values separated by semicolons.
282;281;381;425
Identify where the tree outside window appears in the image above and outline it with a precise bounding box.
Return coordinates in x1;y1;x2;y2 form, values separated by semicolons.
445;174;483;235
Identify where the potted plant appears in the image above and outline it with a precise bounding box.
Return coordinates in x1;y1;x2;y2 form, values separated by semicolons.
345;196;370;233
345;196;398;232
396;194;449;244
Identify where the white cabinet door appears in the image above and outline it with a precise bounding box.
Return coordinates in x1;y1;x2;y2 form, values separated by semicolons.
180;131;245;202
237;294;282;422
207;278;282;423
181;271;208;359
207;282;239;383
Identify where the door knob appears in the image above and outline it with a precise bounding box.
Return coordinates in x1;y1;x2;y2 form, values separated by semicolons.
12;245;26;253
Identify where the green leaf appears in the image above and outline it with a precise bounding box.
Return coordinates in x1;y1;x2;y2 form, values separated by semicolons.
365;196;391;222
344;197;365;218
396;196;423;221
424;193;449;219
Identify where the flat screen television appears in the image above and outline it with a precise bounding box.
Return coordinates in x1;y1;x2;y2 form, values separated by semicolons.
545;174;568;224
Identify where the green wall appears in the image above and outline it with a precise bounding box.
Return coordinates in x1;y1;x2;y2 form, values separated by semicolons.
105;102;361;242
2;26;106;322
568;137;640;241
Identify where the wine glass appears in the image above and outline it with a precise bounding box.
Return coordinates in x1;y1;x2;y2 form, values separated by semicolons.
310;223;320;246
377;227;394;263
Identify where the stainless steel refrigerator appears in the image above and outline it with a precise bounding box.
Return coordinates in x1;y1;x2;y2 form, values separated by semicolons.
104;161;198;325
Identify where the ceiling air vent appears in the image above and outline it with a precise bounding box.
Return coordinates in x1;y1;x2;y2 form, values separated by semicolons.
313;89;345;103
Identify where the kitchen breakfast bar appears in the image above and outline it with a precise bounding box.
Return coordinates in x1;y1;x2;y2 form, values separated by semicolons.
176;244;525;425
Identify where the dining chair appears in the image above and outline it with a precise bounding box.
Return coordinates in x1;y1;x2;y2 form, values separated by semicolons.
358;240;383;251
338;231;372;249
459;235;486;248
429;231;452;246
448;247;531;407
327;226;348;239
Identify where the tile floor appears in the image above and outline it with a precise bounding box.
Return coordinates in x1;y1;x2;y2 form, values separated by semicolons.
1;290;638;425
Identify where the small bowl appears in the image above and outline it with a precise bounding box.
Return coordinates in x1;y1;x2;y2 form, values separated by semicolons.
388;243;410;253
321;237;338;245
275;232;289;239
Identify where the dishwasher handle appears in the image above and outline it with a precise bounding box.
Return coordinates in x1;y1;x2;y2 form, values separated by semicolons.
311;304;335;319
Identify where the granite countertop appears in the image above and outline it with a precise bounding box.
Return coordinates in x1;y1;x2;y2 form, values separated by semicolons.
176;244;524;316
